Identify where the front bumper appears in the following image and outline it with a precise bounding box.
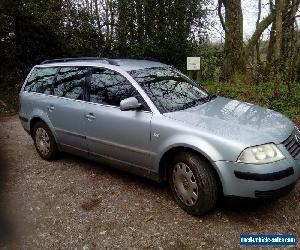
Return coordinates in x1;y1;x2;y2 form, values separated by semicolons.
19;115;30;135
214;147;300;198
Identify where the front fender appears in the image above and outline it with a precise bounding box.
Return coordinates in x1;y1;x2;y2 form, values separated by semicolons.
154;134;224;170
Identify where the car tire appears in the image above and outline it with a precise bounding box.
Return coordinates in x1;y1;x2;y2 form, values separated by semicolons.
169;151;218;216
33;121;59;160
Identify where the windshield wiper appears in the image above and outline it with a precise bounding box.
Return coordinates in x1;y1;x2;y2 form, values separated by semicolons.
199;94;217;103
182;94;217;110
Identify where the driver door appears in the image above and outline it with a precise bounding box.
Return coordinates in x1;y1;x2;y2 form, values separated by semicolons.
85;67;153;169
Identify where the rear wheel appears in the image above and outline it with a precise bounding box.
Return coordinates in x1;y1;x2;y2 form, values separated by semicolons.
33;121;59;160
169;151;218;216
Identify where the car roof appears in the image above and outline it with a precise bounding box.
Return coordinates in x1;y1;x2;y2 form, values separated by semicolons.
37;58;169;71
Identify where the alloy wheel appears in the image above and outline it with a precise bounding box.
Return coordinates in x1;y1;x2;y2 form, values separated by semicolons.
172;162;199;206
35;127;51;156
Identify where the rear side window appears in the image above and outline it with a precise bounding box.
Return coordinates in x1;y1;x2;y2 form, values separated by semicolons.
53;67;88;100
89;68;138;106
24;67;58;94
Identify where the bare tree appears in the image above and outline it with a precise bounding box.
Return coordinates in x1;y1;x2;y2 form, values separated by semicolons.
273;0;283;98
218;0;275;82
256;0;262;65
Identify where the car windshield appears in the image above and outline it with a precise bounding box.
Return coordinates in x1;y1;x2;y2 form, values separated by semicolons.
129;67;213;113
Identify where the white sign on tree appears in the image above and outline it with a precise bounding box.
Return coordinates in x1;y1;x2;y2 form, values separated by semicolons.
187;57;200;71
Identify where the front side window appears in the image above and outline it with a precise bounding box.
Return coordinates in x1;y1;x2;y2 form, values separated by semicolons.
24;67;58;94
89;68;139;107
53;67;88;100
129;67;210;113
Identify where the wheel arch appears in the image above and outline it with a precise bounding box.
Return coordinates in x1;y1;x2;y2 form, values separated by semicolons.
30;117;45;136
158;146;223;194
29;116;58;144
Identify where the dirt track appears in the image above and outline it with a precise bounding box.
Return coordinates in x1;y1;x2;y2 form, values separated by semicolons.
0;115;299;249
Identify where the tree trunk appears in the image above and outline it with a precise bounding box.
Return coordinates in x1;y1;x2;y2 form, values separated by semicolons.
281;0;300;93
108;0;115;51
273;0;283;98
218;0;275;83
266;21;276;76
104;0;110;44
245;11;275;55
135;0;145;43
256;0;262;65
94;0;103;36
222;0;247;83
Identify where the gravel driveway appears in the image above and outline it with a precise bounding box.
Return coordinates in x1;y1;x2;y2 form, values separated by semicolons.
0;115;299;249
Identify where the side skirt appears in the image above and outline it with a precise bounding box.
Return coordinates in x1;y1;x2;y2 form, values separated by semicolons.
58;143;161;182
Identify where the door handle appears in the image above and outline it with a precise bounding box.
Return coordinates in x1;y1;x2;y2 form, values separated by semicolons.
47;105;54;112
85;113;95;121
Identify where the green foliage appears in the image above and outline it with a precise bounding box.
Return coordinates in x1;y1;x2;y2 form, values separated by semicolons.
202;81;300;121
0;0;210;115
196;42;224;81
0;0;106;91
115;0;209;70
0;0;209;92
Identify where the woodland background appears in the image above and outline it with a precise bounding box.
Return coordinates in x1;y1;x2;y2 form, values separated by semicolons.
0;0;299;121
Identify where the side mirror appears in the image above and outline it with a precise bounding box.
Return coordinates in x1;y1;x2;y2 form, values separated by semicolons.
120;97;141;111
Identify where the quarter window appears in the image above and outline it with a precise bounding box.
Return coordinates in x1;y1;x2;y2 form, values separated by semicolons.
89;68;139;107
24;67;57;94
53;67;87;100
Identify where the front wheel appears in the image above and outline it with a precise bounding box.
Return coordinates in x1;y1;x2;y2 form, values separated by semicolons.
33;121;59;160
169;151;218;216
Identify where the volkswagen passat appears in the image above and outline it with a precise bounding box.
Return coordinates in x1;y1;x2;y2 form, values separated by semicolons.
19;58;300;215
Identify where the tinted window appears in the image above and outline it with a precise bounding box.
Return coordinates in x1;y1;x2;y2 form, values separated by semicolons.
129;67;209;113
53;67;87;100
89;68;139;107
25;67;57;94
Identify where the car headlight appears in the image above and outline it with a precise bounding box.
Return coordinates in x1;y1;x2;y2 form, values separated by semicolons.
237;143;285;164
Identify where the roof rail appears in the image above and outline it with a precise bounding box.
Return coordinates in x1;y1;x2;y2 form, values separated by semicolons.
114;56;160;62
40;57;119;66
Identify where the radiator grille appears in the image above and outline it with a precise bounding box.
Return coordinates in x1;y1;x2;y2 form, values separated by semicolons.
282;128;300;159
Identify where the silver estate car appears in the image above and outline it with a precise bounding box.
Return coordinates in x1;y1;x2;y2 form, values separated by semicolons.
19;58;300;215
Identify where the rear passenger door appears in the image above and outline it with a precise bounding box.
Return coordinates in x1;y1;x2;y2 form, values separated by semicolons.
48;67;88;156
85;67;153;169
